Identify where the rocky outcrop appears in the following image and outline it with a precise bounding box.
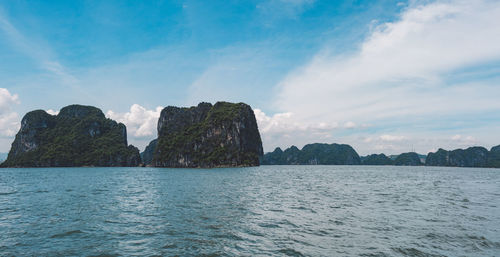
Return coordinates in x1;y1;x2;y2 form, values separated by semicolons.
261;143;361;165
394;152;423;166
1;105;141;167
361;154;394;165
488;145;500;168
426;147;489;167
152;102;263;168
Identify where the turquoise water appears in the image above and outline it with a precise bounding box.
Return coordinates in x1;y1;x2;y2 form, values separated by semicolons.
0;166;499;256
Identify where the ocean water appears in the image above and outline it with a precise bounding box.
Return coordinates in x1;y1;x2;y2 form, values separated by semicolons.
0;166;499;256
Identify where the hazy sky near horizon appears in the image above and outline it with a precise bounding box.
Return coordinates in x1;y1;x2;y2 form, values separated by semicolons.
1;0;499;155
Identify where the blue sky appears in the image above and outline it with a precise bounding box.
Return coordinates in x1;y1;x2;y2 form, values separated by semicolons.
1;0;499;154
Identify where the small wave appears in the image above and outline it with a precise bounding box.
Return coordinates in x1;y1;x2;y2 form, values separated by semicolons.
104;220;122;224
213;232;243;241
258;223;280;228
290;206;317;213
87;254;120;257
466;234;500;249
0;191;17;195
50;230;84;238
205;224;222;230
162;243;177;249
278;219;299;228
360;252;391;257
392;247;445;257
277;248;305;257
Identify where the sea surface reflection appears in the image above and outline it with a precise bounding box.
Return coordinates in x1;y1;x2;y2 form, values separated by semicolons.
0;166;499;256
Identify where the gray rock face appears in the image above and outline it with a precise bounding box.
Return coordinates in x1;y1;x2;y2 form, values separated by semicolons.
152;102;263;168
426;147;489;167
11;110;55;157
1;105;141;167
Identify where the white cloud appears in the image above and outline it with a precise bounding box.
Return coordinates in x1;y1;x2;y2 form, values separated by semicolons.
450;134;477;145
268;0;500;154
0;88;20;138
379;134;406;142
106;104;163;139
344;121;356;129
46;109;59;115
255;108;348;151
0;88;19;109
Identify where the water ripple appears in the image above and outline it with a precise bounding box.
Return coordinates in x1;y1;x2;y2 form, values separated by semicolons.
0;166;498;256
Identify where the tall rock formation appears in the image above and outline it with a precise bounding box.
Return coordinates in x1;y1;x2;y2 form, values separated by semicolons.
1;105;141;167
151;102;263;168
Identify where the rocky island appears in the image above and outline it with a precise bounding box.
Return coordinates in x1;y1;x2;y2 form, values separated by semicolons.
1;105;141;167
261;143;361;165
394;152;423;166
425;146;498;168
361;153;394;165
143;102;263;168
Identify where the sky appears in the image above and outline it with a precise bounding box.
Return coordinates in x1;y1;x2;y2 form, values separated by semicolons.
0;0;499;155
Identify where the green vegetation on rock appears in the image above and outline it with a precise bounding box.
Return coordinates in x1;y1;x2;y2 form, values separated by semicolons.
1;105;141;167
394;152;423;166
488;145;500;168
261;143;361;165
426;147;490;167
361;154;394;165
152;102;263;168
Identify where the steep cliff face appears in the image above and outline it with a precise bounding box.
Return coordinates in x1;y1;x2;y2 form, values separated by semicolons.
261;143;360;165
361;154;394;165
426;147;489;167
152;102;263;168
394;152;423;166
1;105;141;167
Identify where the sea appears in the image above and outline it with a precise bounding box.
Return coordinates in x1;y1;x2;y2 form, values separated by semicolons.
0;166;499;256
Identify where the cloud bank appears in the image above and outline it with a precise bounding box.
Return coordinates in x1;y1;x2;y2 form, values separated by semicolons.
268;0;500;154
0;88;20;139
106;104;163;150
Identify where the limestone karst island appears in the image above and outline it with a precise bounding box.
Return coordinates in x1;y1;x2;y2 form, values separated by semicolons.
1;102;263;168
2;1;500;255
1;101;499;168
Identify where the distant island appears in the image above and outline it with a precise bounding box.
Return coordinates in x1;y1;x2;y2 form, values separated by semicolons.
0;105;141;167
261;143;361;165
143;102;263;168
262;144;500;168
